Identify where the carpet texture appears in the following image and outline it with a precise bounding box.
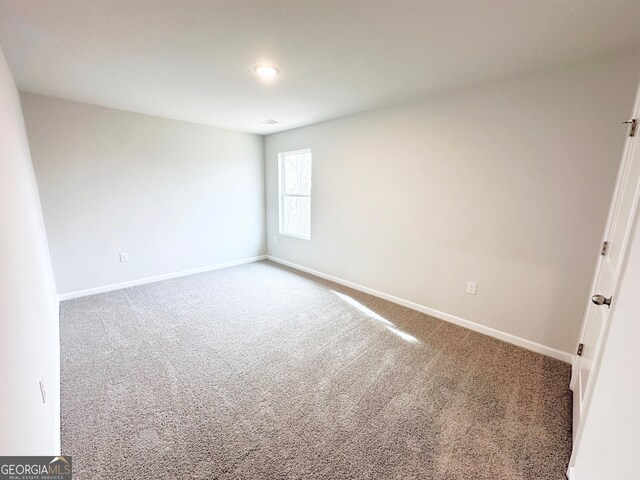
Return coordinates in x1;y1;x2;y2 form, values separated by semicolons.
60;260;572;479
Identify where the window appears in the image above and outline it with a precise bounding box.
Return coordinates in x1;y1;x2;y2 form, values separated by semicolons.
279;148;312;239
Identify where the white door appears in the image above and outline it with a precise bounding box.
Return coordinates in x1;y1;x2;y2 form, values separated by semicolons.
571;89;640;436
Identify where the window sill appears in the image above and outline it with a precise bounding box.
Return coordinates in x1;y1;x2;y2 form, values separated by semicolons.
279;232;311;240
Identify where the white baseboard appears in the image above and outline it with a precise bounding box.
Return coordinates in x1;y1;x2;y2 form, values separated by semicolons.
267;256;573;364
58;255;267;301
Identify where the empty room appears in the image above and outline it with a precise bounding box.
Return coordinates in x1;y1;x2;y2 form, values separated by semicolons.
2;1;640;479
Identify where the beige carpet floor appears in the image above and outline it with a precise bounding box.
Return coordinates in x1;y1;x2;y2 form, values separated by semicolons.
60;260;572;479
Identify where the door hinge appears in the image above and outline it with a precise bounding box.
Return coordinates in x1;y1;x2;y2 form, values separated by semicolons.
624;118;637;137
577;343;584;356
601;241;609;256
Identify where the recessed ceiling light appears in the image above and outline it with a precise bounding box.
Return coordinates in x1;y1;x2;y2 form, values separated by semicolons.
253;64;279;79
260;119;280;125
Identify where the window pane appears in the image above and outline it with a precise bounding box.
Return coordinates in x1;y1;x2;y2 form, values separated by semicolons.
284;153;311;196
283;196;310;238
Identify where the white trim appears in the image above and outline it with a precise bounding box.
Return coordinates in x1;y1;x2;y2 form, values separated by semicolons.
267;255;572;363
58;255;267;301
280;232;311;241
567;466;576;480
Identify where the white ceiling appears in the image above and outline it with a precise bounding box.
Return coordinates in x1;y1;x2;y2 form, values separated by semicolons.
1;1;639;134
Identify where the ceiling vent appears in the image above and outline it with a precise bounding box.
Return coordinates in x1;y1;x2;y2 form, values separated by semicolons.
260;119;280;125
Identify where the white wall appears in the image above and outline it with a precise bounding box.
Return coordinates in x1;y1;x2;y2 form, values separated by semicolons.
265;53;640;356
0;48;60;454
571;195;640;479
21;93;266;295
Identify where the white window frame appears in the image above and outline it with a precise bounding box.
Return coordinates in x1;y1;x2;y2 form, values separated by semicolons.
278;148;312;240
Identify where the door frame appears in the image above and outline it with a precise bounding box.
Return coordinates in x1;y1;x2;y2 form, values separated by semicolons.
569;79;640;474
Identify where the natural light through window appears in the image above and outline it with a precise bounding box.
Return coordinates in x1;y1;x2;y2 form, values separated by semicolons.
278;148;312;239
331;290;420;344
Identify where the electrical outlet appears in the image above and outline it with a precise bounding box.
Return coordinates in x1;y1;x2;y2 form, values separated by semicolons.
466;281;477;295
119;252;129;263
39;377;47;404
273;236;278;243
